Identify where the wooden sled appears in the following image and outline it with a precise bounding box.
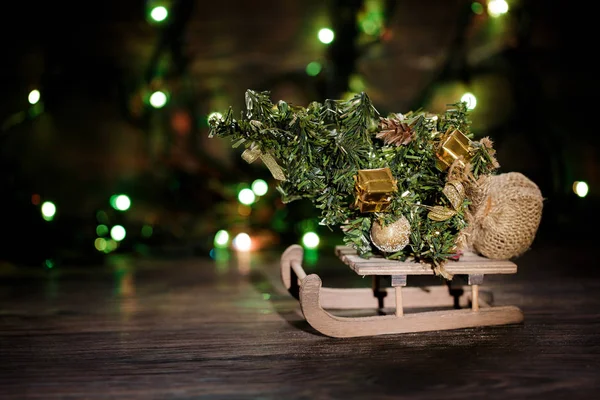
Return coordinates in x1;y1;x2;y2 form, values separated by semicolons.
280;244;524;338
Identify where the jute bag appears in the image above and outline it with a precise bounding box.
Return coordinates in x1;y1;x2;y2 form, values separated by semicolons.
465;172;543;259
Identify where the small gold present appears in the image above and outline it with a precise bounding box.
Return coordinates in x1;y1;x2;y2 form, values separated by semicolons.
353;168;398;213
435;129;474;171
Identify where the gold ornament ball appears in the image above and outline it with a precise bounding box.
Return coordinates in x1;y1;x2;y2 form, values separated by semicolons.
370;216;411;253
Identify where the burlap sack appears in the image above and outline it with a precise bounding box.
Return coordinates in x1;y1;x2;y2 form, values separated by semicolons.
465;172;543;259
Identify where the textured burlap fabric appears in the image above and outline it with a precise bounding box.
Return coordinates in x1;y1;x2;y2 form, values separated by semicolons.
464;172;543;259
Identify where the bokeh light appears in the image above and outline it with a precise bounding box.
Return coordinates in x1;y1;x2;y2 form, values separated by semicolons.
28;89;40;105
302;232;320;249
207;112;223;124
318;28;335;44
149;91;168;108
488;0;509;17
95;238;107;251
251;179;268;196
573;181;589;198
96;224;109;236
41;201;56;221
238;188;256;205
305;61;322;76
141;225;153;238
150;6;168;22
115;195;131;211
471;2;484;14
461;92;477;110
233;233;251;251
214;230;230;248
110;225;126;241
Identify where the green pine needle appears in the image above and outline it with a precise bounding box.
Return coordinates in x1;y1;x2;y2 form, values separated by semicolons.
209;92;498;278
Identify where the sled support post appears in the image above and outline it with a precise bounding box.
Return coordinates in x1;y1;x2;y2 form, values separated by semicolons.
469;274;484;312
391;275;407;317
372;276;387;311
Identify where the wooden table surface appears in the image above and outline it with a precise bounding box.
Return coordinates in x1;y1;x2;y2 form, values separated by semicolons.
1;240;599;399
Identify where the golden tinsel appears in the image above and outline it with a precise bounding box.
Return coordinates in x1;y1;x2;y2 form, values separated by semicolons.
376;114;414;146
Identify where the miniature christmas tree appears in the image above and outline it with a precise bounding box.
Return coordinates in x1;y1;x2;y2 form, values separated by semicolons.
208;90;498;278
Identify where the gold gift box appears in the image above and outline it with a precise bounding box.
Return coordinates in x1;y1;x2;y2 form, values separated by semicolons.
353;168;398;213
435;129;474;171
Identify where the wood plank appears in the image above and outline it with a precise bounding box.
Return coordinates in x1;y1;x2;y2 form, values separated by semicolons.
1;240;599;399
335;246;517;276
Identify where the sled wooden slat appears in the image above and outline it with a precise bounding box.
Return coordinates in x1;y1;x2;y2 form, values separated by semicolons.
334;246;517;276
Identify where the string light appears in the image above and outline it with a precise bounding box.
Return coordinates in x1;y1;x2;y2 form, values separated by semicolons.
305;62;322;76
96;225;109;236
251;179;268;196
150;6;168;22
302;232;320;249
238;188;256;205
110;194;131;211
573;181;589;198
318;28;335;44
41;201;56;221
28;90;41;105
207;112;223;124
487;0;509;17
214;230;230;248
110;225;126;241
149;91;168;108
471;2;484;14
461;92;477;110
233;233;252;251
105;239;118;253
95;238;107;251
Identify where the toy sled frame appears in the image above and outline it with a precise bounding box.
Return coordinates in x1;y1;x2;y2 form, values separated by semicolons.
280;245;524;338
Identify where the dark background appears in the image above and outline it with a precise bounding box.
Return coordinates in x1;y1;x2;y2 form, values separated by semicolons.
1;2;600;399
0;0;596;265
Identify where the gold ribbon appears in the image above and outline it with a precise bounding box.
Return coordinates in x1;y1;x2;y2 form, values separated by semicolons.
442;180;465;210
426;180;466;221
241;147;261;163
241;146;286;181
427;206;457;222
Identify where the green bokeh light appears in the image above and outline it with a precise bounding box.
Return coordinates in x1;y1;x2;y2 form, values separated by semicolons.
251;179;268;196
28;90;41;105
305;61;322;77
142;225;153;237
150;6;168;22
149;91;168;108
110;225;126;241
41;201;56;221
96;224;109;236
318;28;335;44
214;230;230;248
110;194;131;211
302;232;320;249
238;188;256;205
471;2;484;14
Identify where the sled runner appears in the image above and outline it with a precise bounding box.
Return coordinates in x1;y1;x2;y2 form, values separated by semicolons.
280;244;524;338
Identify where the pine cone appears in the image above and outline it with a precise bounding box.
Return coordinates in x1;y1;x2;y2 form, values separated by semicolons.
376;114;414;146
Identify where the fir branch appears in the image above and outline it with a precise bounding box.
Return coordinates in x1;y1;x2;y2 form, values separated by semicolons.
208;90;496;279
470;137;500;178
439;101;471;136
341;217;373;257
